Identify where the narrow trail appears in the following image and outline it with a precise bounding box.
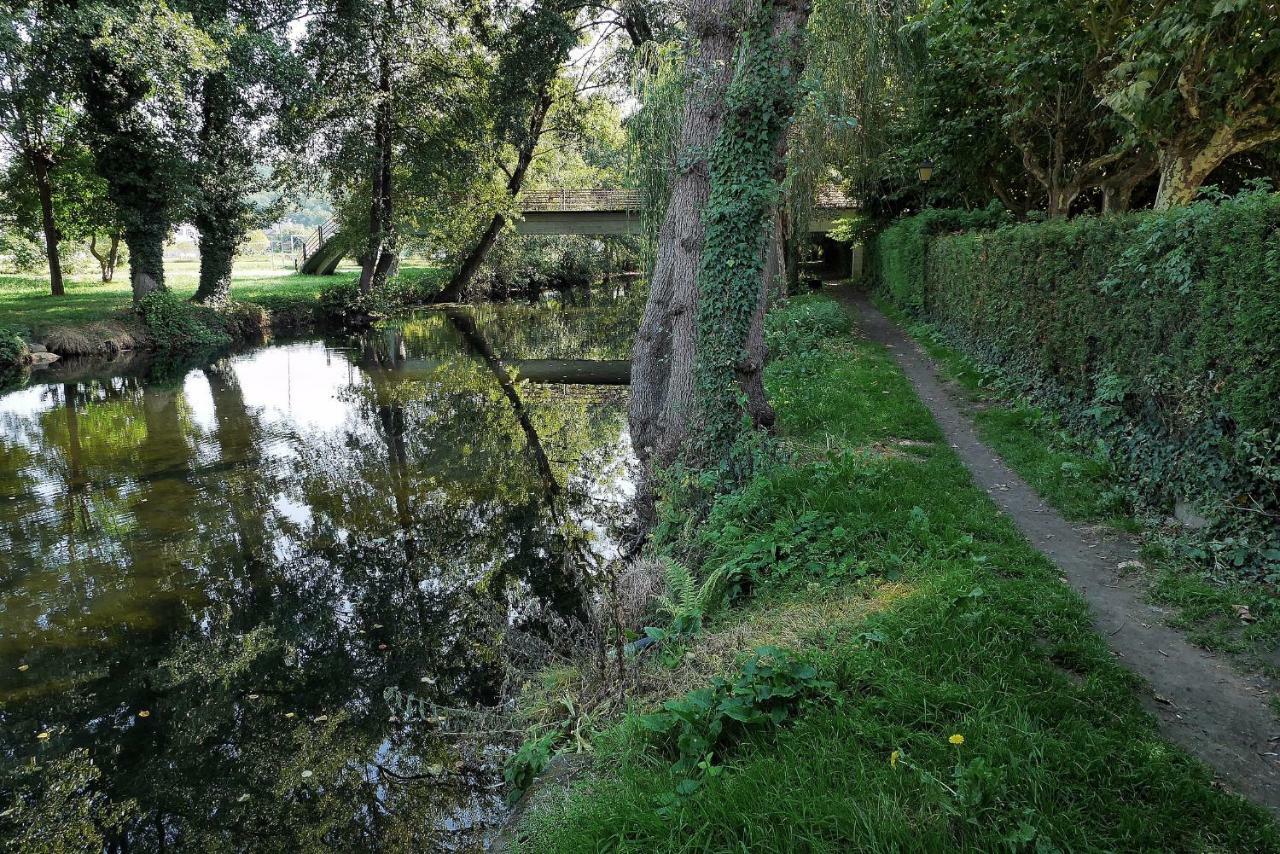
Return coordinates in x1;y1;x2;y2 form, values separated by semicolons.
837;286;1280;815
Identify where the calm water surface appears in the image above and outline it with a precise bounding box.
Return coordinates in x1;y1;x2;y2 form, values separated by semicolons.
0;292;639;851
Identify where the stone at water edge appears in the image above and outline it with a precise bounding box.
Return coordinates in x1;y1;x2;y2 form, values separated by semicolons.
29;351;60;367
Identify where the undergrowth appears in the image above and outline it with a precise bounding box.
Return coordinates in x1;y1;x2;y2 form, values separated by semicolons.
512;293;1278;852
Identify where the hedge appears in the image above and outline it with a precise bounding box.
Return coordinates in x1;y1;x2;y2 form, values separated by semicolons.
871;189;1280;579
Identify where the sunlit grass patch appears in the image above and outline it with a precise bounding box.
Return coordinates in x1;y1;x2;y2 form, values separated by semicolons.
513;293;1278;852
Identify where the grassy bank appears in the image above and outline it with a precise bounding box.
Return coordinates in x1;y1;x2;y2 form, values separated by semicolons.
512;294;1276;851
886;303;1280;679
0;259;357;335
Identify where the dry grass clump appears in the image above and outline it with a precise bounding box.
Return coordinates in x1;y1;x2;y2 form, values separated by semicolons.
42;321;146;356
631;581;914;708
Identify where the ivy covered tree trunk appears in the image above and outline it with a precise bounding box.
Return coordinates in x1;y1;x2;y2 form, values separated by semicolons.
628;0;737;493
125;224;166;302
630;0;809;518
193;71;237;306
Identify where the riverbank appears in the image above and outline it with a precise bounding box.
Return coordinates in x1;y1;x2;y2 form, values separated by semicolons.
506;290;1278;850
0;263;450;379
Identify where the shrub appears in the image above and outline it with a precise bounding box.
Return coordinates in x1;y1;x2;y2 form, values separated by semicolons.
874;189;1280;578
0;325;29;369
638;646;832;793
138;291;232;351
765;294;851;359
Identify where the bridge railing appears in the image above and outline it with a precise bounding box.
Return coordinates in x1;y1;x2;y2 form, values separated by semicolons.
302;215;339;261
520;189;643;212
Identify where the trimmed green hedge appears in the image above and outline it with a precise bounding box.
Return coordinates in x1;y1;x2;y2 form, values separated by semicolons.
868;204;1011;312
872;190;1280;579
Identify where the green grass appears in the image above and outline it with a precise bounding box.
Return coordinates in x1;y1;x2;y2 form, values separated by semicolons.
0;258;365;335
883;299;1280;676
515;294;1277;852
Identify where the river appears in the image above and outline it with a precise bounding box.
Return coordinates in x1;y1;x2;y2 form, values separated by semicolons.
0;290;639;851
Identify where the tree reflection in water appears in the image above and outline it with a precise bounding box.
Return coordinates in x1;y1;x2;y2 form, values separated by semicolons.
0;294;637;850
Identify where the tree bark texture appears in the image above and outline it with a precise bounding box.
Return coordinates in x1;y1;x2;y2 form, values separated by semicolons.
629;0;808;519
1153;123;1280;210
28;150;64;296
359;47;397;295
628;0;737;487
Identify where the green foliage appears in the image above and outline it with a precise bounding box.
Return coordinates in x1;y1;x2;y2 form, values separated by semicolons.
137;291;232;351
520;295;1279;852
316;268;448;322
638;647;831;788
0;325;29;370
503;732;556;807
878;189;1280;578
869;204;1011;312
764;295;851;360
650;557;734;638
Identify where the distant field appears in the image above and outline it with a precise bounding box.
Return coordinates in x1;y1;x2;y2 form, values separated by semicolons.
0;258;380;335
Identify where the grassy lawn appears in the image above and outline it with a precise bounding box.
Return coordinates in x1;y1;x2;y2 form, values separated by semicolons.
885;301;1280;678
0;258;363;335
514;294;1276;852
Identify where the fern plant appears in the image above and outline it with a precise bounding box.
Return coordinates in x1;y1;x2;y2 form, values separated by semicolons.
653;558;733;637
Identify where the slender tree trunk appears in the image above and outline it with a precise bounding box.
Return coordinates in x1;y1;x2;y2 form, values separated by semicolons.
29;152;64;296
359;45;396;295
1101;153;1156;214
88;232;121;282
434;90;553;303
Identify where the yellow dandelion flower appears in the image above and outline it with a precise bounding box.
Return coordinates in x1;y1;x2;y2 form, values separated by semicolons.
949;733;964;746
890;750;900;768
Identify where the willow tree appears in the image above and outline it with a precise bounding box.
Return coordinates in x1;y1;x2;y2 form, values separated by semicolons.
629;0;809;517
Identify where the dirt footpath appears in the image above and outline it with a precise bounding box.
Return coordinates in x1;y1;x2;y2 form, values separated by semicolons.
841;288;1280;816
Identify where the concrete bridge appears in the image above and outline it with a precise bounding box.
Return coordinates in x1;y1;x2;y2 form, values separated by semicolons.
300;188;857;275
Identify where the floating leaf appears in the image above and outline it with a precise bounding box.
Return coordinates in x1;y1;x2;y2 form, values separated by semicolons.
137;710;151;719
36;731;50;741
17;664;28;672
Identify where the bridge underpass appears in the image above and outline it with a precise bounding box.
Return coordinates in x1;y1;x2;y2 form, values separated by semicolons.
300;188;858;275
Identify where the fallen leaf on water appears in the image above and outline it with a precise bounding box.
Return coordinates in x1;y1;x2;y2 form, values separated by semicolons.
36;731;50;741
284;712;296;719
17;664;28;672
313;715;329;723
247;694;259;700
372;624;384;629
301;769;313;779
137;710;151;718
1232;604;1256;624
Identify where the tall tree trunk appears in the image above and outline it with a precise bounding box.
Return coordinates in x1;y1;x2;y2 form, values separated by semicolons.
628;3;735;502
434;90;553;303
1100;153;1157;214
29;151;64;296
359;45;396;295
194;69;237;306
629;0;808;520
